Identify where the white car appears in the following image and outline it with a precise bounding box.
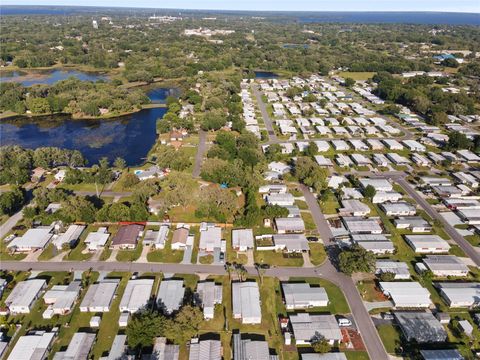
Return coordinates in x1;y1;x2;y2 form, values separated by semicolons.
338;318;352;327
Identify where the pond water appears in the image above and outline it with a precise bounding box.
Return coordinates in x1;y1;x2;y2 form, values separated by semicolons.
0;69;108;86
0;89;171;166
254;71;279;79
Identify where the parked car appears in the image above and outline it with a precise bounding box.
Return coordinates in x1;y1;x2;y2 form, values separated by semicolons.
338;318;352;327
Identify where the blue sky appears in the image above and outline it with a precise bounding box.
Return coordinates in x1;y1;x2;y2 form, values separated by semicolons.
3;0;480;12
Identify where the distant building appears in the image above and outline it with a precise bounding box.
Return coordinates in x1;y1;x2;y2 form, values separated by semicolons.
188;339;222;360
282;283;328;309
436;282;480;308
5;279;46;314
422;255;469;277
111;224;143;250
232;281;262;324
232;229;254;251
394;311;447;343
120;279;154;313
80;279;119;312
196;281;223;320
53;332;95;360
157;280;185;314
7;330;56;360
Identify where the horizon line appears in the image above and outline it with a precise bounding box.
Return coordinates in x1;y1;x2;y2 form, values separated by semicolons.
1;4;479;14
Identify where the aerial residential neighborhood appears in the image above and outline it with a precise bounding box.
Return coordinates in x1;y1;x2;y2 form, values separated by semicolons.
0;2;479;360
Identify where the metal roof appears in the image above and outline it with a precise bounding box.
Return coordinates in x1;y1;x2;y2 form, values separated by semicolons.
394;311;447;343
289;313;342;342
157;280;185;314
120;279;154;313
282;283;328;308
6;279;46;310
232;281;261;323
232;229;254;249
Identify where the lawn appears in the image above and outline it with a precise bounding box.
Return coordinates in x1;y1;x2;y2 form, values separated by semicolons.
345;351;370;360
147;245;184;263
199;254;213;264
338;71;376;81
376;324;402;354
254;250;304;267
357;280;387;302
309;243;326;265
38;243;58;261
319;193;340;215
116;242;143;262
301;212;317;233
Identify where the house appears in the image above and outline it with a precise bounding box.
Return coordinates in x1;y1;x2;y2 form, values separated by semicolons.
380;202;416;216
289;313;342;345
339;200;370;217
372;191;403;204
350;154;371;166
436;282;480;307
157;280;185;314
314;155;334;167
110;224;143;250
383;139;403;150
135;166;165;181
53;332;95;360
151;337;180;360
232;281;262;324
411;153;431;167
196;281;223;320
120;279;154;313
31;167;46;182
265;193;295;206
342;217;383;234
233;333;274;360
104;334;129;360
457;149;480;163
387;153;410;165
452;172;479;188
53;225;86;250
359;178;392;192
420;350;464;360
84;227;110;251
404;235;451;254
55;169;66;182
422;255;469;277
335;154;353;168
7;226;54;252
394;311;447;343
258;184;288;194
268;162;291;174
188;339;222;360
393;217;432;232
143;225;169;249
403;140;426;152
273;234;309;252
282;283;328;309
351;234;395;255
275;217;305;233
232;229;254;251
42;280;81;318
457;209;480;225
80;279;119;312
0;278;6;298
199;224;222;252
458;320;474;338
379;282;432;308
285;205;301;218
5;279;46;314
375;260;410;280
7;330;56;360
331;140;350;151
171;227;190;250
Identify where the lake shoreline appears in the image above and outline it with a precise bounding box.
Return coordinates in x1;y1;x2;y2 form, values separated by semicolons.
0;103;167;122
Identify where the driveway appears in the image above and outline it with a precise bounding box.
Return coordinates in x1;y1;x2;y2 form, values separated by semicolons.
192;130;207;178
252;85;277;142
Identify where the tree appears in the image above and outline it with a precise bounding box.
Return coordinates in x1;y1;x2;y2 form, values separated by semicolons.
344;77;356;88
197;186;238;222
162;171;197;209
113;157;126;169
311;334;331;353
121;173;140;189
61;196;97;222
126;310;167;352
304;142;318;158
441;58;459;68
164;305;203;344
338;244;376;275
364;185;376;199
263;205;289;219
0;186;25;215
378;271;396;282
446;131;473;150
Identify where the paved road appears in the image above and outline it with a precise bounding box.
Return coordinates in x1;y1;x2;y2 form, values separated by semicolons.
300;185;333;245
193;130;207;178
392;175;480;266
252;85;277;142
0;210;24;239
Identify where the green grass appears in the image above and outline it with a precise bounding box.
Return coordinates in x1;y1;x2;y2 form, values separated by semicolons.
147;245;184;263
63;226;97;261
199;254;213;264
116;242;143;262
376;324;401;354
38;243;57;261
301;212;317;233
338;71;376;80
309;243;326;265
345;351;370;360
254;251;304;267
465;234;480;247
319;193;340;215
357;281;386;302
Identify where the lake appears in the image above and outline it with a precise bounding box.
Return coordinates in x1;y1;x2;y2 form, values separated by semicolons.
0;69;108;86
254;71;279;79
0;89;171;166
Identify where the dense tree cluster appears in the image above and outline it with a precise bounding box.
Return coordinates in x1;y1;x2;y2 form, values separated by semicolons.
0;186;26;215
0;77;149;116
373;72;476;125
338;244;376;275
0;146;86;185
